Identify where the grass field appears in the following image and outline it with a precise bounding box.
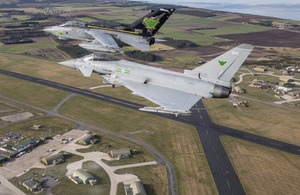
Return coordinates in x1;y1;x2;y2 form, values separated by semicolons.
165;18;221;27
0;117;77;138
0;97;45;117
221;136;300;195
9;152;84;195
0;74;70;109
194;24;270;36
11;15;31;21
0;42;57;53
75;17;97;22
116;165;168;195
159;27;227;45
92;86;157;107
0;54;101;89
160;56;203;69
203;98;300;146
93;14;137;24
59;95;218;195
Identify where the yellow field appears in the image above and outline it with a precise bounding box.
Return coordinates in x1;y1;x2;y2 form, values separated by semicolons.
221;136;300;195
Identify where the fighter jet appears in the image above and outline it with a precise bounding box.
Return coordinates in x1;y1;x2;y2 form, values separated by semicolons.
43;8;175;53
59;44;254;115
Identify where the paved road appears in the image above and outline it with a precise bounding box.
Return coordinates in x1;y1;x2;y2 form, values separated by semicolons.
1;69;300;195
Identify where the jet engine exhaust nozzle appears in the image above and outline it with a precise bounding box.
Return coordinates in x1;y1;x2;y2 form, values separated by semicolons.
211;84;231;98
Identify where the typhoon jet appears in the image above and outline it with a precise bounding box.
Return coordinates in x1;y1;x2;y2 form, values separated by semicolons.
59;44;254;115
43;8;175;53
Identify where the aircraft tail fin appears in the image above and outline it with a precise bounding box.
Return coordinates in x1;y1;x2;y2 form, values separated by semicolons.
187;44;254;84
128;8;175;37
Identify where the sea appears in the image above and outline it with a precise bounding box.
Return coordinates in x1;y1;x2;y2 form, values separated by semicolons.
130;0;300;21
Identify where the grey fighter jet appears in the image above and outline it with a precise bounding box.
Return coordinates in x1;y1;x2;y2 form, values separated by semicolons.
43;8;175;53
59;44;254;115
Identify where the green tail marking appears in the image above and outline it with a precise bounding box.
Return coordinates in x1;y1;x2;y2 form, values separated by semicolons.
143;18;160;29
218;60;227;66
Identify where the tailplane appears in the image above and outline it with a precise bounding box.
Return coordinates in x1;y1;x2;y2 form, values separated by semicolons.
118;8;175;37
185;44;254;86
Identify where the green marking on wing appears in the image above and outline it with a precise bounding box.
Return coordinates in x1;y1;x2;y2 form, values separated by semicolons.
218;60;227;66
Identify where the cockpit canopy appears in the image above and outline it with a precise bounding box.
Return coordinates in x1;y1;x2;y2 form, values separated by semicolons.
59;21;87;28
82;53;121;62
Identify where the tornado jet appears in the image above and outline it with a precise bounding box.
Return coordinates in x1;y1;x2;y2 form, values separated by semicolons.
44;8;175;53
59;44;254;115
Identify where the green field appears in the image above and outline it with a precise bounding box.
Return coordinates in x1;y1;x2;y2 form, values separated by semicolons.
76;17;97;23
165;18;221;27
159;27;227;45
94;13;137;22
0;42;57;53
194;23;270;36
11;15;31;21
160;56;204;69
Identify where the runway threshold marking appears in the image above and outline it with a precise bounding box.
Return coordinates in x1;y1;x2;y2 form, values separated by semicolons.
270;142;283;147
199;114;202;120
206;129;208;134
226;179;231;189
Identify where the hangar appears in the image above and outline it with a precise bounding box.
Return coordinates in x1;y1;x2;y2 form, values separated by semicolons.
110;148;131;159
42;153;64;165
71;169;97;185
77;134;98;145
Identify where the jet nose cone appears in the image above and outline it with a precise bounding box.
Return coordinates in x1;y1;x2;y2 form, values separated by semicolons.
59;59;77;68
43;27;52;33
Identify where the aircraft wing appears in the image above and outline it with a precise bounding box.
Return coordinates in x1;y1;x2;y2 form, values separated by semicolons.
85;30;120;49
119;35;150;51
119;80;202;113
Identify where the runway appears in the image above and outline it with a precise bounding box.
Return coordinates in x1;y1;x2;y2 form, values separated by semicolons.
1;69;300;195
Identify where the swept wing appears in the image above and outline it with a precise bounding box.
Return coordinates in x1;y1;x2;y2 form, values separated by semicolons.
85;30;120;49
118;79;202;113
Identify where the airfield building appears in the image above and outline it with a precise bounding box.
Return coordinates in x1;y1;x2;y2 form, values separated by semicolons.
77;134;98;145
71;169;97;185
232;86;245;94
279;77;293;82
42;153;64;165
125;181;147;195
12;137;40;152
110;148;131;160
254;66;267;72
21;179;42;192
